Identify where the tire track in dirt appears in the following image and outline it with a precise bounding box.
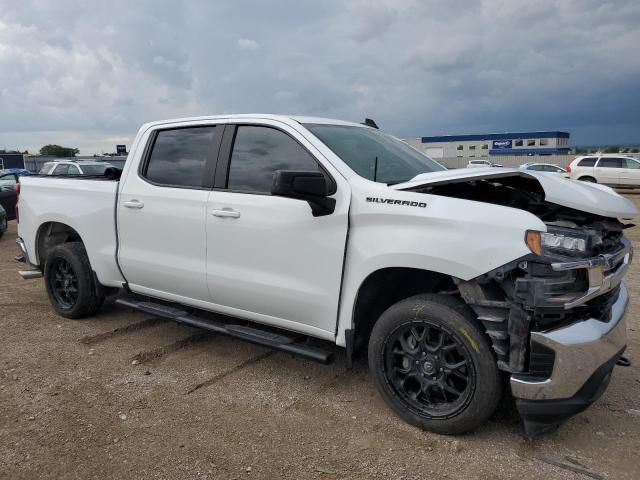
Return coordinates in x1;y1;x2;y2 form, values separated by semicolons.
186;350;278;394
79;317;168;345
130;331;214;365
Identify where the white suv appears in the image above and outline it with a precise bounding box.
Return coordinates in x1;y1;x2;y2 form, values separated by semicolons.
39;160;114;176
567;155;640;187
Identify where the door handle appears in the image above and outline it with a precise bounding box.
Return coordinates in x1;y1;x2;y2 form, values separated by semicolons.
122;200;144;209
211;208;240;219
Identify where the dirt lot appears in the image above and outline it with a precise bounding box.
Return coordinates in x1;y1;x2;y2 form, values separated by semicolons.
2;196;640;480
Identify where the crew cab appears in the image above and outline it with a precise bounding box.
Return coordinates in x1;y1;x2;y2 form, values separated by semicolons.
15;115;638;436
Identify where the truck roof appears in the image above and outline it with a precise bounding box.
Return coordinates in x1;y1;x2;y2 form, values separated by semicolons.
141;114;367;129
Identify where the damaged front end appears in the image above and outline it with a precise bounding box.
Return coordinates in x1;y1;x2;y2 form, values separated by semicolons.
402;172;635;436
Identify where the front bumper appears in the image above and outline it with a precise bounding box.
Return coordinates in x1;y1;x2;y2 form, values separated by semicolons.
510;283;629;435
511;283;628;401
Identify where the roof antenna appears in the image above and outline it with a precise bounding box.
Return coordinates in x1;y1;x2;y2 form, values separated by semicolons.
362;118;379;129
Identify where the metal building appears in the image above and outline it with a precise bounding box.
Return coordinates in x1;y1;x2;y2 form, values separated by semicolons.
0;153;25;170
405;131;570;159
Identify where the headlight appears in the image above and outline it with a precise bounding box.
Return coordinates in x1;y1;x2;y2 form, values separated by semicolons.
541;232;586;253
526;228;587;256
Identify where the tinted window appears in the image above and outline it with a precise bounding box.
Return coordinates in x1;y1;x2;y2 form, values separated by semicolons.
144;127;216;187
79;164;110;175
598;157;624;168
227;126;319;193
577;157;597;167
624;158;640;169
68;165;81;175
53;164;70;175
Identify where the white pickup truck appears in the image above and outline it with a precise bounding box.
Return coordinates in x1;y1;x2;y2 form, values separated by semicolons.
15;115;638;436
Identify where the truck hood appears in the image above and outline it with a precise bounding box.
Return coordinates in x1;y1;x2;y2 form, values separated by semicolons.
391;167;638;220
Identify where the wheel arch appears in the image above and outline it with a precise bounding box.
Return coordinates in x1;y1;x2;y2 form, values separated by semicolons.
36;221;83;266
347;266;459;361
577;175;597;183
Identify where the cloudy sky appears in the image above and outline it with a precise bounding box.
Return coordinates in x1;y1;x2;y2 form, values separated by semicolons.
0;0;639;154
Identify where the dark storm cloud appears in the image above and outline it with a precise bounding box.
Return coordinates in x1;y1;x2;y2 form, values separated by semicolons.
0;0;638;152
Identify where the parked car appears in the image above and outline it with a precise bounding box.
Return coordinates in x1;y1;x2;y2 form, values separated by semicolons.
0;171;18;221
0;168;31;177
520;163;566;173
566;155;640;187
39;160;114;176
0;203;7;239
467;159;503;168
15;114;638;437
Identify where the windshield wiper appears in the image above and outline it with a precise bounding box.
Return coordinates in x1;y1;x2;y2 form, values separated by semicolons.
373;156;379;182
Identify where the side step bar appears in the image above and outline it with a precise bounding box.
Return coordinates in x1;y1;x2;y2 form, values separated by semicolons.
115;298;334;364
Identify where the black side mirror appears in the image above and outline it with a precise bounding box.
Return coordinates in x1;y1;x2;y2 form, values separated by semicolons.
271;170;336;217
103;167;122;180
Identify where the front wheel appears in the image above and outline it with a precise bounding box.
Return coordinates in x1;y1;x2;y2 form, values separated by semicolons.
368;294;501;435
44;242;105;319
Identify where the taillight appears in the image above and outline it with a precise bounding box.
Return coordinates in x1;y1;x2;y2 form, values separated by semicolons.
13;183;20;223
565;162;572;173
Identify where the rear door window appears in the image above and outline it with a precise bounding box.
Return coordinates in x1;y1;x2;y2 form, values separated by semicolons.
624;158;640;169
53;164;70;175
597;157;624;168
577;157;597;167
143;126;217;188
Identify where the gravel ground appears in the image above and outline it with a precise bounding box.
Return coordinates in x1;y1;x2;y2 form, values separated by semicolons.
1;195;640;480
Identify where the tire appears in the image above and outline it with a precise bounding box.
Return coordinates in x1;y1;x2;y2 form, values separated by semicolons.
578;176;596;183
368;294;501;435
44;242;105;319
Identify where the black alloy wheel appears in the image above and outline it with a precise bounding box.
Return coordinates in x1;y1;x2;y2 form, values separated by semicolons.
385;321;475;419
43;242;105;319
368;294;501;434
48;257;80;309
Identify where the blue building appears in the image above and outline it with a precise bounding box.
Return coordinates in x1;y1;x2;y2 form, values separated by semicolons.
407;131;570;159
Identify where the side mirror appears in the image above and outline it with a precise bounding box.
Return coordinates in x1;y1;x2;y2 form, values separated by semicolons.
271;170;336;217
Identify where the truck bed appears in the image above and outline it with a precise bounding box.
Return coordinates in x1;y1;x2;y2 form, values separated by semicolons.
17;176;125;287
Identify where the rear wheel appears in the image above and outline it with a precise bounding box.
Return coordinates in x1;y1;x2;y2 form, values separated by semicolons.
578;176;596;183
368;294;501;435
44;242;105;319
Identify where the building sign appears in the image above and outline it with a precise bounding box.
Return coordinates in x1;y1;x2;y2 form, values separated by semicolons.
116;144;127;155
492;140;512;149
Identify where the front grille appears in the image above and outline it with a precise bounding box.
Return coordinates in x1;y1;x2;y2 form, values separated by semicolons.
586;286;621;323
527;341;555;380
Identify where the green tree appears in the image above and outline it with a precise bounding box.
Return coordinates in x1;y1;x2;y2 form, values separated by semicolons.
603;145;620;154
39;145;80;157
631;148;639;153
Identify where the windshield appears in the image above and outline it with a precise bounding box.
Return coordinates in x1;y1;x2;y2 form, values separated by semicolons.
304;124;446;184
79;164;111;175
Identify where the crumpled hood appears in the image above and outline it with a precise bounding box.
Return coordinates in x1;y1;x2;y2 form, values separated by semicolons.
391;167;639;219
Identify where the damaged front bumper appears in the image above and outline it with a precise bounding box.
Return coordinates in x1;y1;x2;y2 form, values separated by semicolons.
511;283;629;436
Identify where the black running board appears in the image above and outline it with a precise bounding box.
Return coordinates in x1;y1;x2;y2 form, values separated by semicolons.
115;298;333;364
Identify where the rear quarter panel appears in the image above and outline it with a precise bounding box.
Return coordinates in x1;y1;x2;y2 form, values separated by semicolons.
17;177;124;287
